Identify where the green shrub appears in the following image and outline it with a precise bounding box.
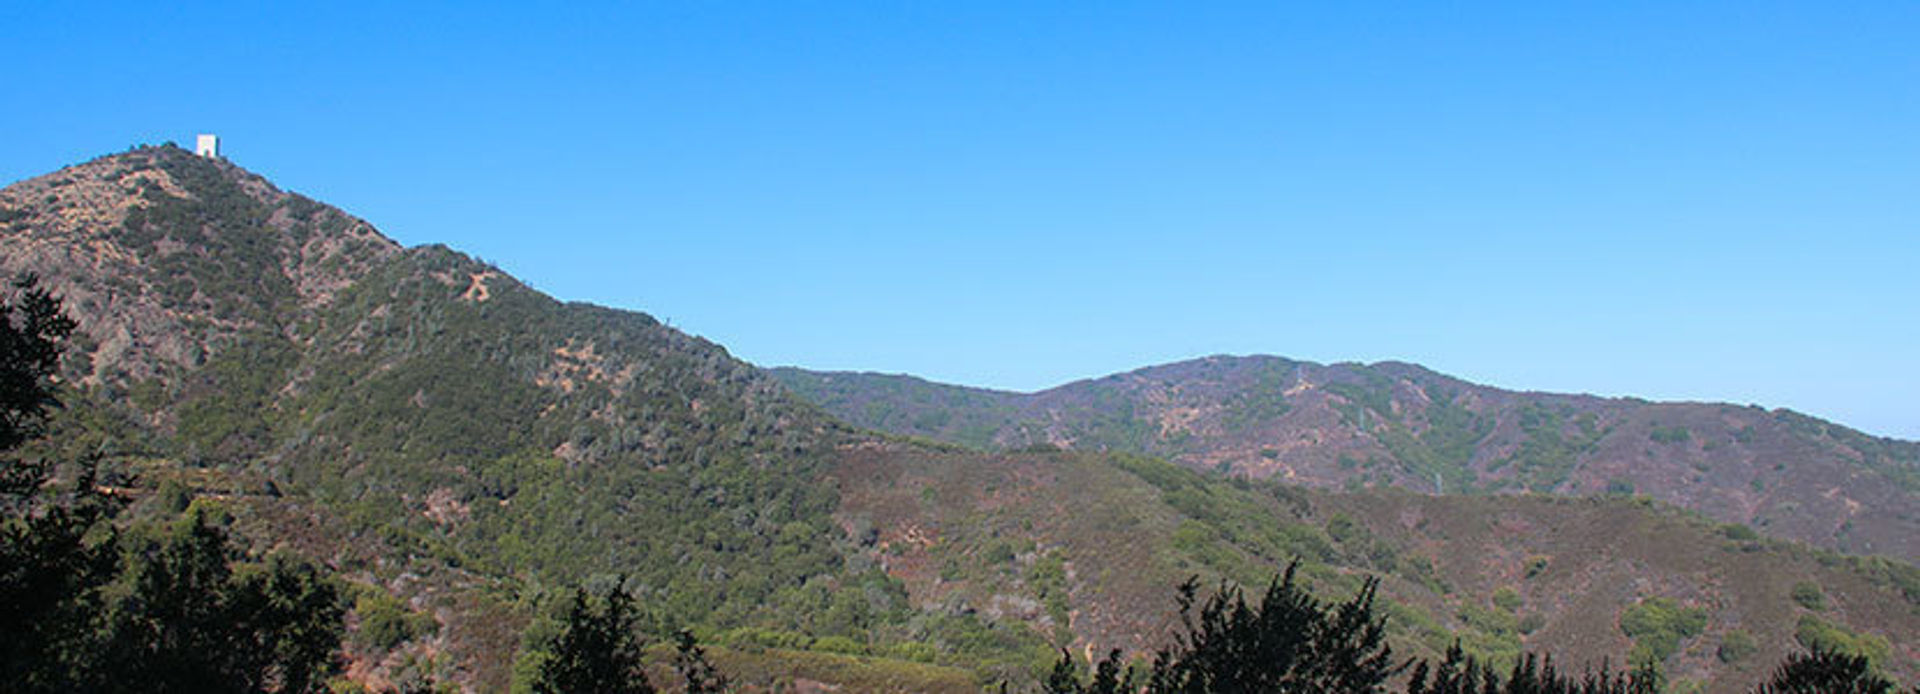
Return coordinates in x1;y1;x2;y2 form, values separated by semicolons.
1790;581;1826;611
1794;616;1892;669
1715;630;1756;664
1619;597;1709;665
1719;524;1760;542
355;591;434;651
1491;587;1522;613
1649;426;1691;444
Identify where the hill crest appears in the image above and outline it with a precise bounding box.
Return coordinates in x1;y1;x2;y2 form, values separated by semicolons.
774;354;1920;562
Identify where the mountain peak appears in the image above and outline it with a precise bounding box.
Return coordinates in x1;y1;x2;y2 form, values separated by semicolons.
0;144;400;386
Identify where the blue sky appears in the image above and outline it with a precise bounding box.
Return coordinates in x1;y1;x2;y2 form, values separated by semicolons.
3;2;1916;438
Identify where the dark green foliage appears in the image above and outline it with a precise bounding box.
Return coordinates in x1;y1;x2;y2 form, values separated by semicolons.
673;629;729;694
1406;643;1659;694
354;589;437;651
1754;649;1899;694
1144;561;1396;693
1089;648;1130;694
0;274;74;458
1046;649;1084;694
0;462;121;690
1045;648;1132;694
0;280;117;689
100;509;346;693
533;585;655;694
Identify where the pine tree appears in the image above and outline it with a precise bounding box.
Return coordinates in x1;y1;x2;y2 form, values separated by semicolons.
1754;649;1897;694
1088;648;1129;694
1141;560;1396;693
0;273;114;691
673;628;729;694
1045;649;1084;694
533;585;655;694
0;273;73;462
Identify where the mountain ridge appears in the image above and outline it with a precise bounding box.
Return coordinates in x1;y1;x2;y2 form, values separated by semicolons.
773;354;1920;562
4;146;1915;692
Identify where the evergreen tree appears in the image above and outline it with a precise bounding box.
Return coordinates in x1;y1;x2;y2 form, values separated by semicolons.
1143;561;1396;693
673;628;729;694
0;273;114;691
533;585;655;694
1753;649;1897;694
0;273;73;463
1044;648;1130;694
0;462;120;690
1405;643;1659;694
99;509;345;693
1088;648;1129;694
1045;649;1085;694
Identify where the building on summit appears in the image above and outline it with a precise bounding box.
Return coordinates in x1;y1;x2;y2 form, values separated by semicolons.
195;134;220;159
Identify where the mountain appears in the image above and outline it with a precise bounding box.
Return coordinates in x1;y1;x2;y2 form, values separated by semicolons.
0;146;905;689
3;147;1915;692
772;358;1920;562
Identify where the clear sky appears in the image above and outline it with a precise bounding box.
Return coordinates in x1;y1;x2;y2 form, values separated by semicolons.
3;3;1916;439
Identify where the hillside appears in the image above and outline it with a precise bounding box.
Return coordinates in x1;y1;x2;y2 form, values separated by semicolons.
3;147;1915;692
830;444;1919;692
773;358;1920;562
0;146;897;689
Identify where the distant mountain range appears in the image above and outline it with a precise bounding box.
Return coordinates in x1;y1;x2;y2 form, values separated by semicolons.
774;359;1920;562
3;145;1914;691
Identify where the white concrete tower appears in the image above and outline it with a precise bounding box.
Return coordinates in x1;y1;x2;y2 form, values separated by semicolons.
195;134;220;158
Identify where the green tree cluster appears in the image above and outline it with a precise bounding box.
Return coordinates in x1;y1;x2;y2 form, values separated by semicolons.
1046;560;1396;693
1754;649;1908;694
525;582;730;694
531;586;654;694
1406;644;1658;694
0;276;345;692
